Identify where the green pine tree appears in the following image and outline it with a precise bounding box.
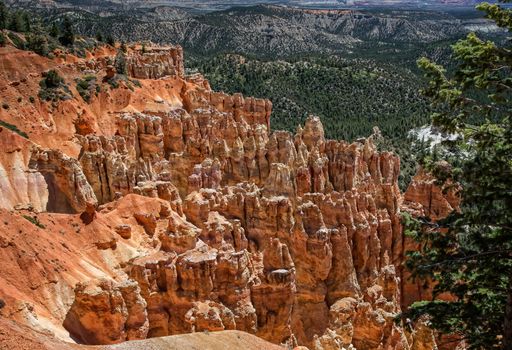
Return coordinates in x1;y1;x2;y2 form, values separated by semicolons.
0;0;8;30
8;11;26;33
403;1;512;349
106;34;115;47
49;22;59;38
21;12;30;32
95;31;104;42
26;20;49;56
59;16;74;47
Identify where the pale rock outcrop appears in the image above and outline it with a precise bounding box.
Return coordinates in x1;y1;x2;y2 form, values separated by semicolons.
185;301;236;332
0;128;48;212
29;148;97;213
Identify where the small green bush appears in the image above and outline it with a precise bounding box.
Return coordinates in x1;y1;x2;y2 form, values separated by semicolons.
114;49;127;75
39;70;72;102
42;69;63;88
76;74;98;102
22;215;45;229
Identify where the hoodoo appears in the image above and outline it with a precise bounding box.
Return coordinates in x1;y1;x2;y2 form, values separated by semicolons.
0;42;454;350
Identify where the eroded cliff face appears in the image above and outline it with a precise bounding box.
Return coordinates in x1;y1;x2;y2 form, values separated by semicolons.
0;43;456;350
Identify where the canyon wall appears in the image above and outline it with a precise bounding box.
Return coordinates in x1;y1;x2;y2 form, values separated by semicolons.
0;43;456;349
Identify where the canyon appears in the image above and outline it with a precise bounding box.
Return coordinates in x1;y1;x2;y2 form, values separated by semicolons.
0;40;456;349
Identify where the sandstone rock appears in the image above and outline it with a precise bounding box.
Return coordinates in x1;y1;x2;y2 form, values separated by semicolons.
134;212;157;236
160;211;200;253
404;169;459;221
115;224;132;239
80;202;97;225
104;65;116;81
29;148;98;213
200;211;248;252
63;279;148;345
185;301;236;332
127;46;185;79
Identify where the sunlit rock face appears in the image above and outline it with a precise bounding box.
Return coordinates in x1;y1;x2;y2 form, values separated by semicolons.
0;43;452;350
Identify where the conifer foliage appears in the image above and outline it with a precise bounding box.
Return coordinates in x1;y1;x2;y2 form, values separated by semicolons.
404;1;512;349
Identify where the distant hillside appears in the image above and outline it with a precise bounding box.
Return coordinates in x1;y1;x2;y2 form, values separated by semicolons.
6;2;503;60
32;4;498;60
4;0;497;11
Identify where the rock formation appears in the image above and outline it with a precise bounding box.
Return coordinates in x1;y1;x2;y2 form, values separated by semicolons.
0;42;457;350
127;46;185;80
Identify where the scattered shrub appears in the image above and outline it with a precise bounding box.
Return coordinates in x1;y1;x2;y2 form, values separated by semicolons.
76;74;97;102
105;72;140;91
114;49;127;75
42;69;63;88
22;215;45;229
39;70;72;102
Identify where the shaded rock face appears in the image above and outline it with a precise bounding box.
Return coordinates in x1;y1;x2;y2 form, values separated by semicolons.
403;168;459;221
0;45;452;350
29;148;97;213
401;170;460;309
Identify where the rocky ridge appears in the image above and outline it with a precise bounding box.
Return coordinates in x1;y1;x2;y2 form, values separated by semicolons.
0;42;457;349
